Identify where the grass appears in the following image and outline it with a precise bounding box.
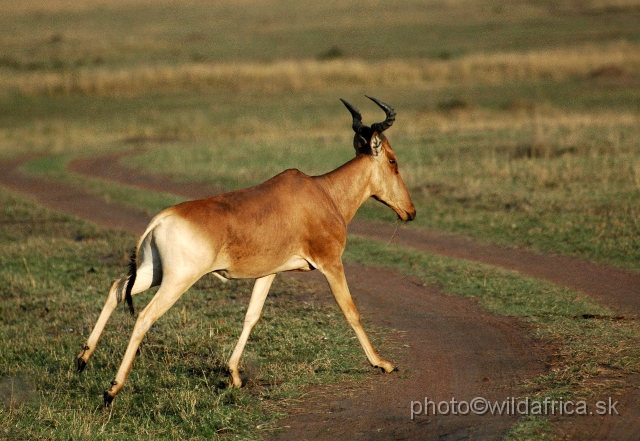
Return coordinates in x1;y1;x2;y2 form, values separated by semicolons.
3;0;640;70
0;188;380;440
7;64;639;270
21;150;639;383
121;100;640;271
2;0;640;438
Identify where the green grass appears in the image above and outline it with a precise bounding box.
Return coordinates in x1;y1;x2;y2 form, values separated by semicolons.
505;416;553;441
6;160;640;438
93;101;640;271
10;76;640;270
0;189;381;440
22;154;186;215
3;0;640;70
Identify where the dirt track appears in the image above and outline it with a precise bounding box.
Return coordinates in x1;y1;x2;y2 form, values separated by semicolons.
2;154;639;440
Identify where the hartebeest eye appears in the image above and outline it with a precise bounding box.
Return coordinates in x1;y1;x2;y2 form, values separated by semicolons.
389;159;396;165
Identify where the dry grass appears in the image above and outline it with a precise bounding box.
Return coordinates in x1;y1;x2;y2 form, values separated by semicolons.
3;41;639;96
562;0;640;11
5;0;640;16
399;106;640;138
0;0;205;14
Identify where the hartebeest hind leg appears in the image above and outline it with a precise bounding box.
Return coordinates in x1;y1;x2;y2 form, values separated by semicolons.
227;273;276;387
103;275;198;405
321;262;396;373
76;266;158;372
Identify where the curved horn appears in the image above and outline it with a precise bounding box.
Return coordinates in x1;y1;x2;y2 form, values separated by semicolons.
366;96;396;133
340;98;371;138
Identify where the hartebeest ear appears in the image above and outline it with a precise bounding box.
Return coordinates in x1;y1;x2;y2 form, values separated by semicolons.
353;134;367;152
342;96;395;157
370;132;383;157
353;132;383;157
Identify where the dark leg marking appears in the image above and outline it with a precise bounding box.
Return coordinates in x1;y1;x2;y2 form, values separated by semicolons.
76;345;90;372
76;357;86;373
103;390;114;407
103;380;118;407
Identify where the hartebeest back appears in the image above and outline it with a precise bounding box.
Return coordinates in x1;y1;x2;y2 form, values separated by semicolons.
76;96;416;406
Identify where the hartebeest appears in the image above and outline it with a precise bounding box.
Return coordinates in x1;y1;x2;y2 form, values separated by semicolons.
76;96;416;406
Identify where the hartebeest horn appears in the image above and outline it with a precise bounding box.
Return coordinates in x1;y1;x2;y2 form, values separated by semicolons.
340;98;372;138
366;96;396;134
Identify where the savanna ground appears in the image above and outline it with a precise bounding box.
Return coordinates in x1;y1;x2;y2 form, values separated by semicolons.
1;0;640;439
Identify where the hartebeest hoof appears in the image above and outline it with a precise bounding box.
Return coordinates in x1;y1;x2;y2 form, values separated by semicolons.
103;390;115;407
228;370;243;388
375;360;397;373
76;345;89;372
103;380;118;407
75;357;87;373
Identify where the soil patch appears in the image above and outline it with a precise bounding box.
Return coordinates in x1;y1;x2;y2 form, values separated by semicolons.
349;221;640;319
0;156;149;232
71;149;225;200
278;267;544;440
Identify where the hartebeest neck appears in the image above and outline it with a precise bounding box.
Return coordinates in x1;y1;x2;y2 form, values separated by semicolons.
314;154;374;225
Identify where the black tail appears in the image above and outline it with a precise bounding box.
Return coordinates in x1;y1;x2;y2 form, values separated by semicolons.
124;249;136;316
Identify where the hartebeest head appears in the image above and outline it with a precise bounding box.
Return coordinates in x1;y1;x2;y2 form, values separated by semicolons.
340;96;416;221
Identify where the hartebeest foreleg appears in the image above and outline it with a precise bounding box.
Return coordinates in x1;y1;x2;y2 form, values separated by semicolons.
227;273;277;387
321;262;396;373
104;275;198;404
